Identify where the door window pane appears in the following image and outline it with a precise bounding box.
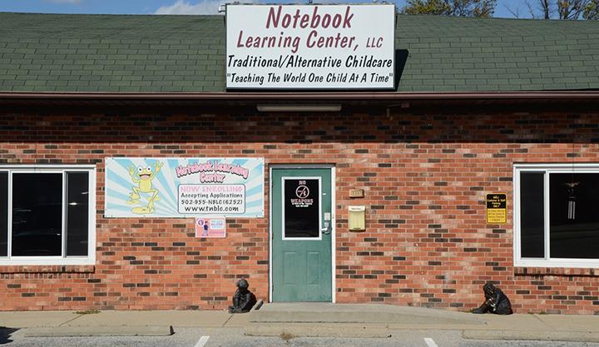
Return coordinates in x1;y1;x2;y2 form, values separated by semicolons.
0;172;7;257
550;173;599;259
284;178;320;238
520;172;545;258
67;172;89;256
12;173;62;256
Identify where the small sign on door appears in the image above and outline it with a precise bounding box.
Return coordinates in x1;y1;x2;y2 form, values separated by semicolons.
284;178;320;238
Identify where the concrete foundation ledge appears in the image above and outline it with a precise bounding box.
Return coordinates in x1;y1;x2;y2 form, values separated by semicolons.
463;330;599;343
245;323;391;338
25;325;174;337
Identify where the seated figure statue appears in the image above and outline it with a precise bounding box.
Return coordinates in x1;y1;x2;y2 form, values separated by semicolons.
472;282;513;315
228;278;257;314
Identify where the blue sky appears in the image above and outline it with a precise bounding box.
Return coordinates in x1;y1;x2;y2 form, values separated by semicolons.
0;0;523;17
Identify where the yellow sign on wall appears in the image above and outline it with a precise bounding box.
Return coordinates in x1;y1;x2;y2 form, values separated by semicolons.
486;193;507;224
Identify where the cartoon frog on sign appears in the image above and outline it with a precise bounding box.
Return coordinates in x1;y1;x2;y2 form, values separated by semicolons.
126;161;163;214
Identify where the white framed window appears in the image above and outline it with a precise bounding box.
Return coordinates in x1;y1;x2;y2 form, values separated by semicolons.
514;163;599;268
0;165;96;266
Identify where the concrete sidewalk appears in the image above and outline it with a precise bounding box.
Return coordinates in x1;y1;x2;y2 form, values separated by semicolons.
0;304;598;342
247;303;599;342
0;309;250;337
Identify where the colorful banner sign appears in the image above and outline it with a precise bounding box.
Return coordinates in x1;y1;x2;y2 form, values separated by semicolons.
105;158;264;218
226;4;395;90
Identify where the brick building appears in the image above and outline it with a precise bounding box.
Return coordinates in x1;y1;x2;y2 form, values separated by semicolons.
1;10;599;314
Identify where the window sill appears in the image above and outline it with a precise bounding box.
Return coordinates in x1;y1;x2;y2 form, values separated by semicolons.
515;267;599;277
0;265;95;274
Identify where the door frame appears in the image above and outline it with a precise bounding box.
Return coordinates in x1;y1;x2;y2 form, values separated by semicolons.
269;164;336;303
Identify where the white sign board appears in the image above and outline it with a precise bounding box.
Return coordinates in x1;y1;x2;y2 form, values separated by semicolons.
226;4;395;90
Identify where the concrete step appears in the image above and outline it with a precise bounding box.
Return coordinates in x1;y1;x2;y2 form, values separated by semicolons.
250;303;482;325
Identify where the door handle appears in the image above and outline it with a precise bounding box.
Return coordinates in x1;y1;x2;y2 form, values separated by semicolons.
321;221;331;235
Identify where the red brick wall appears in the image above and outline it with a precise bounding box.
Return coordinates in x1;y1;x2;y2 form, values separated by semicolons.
0;108;598;314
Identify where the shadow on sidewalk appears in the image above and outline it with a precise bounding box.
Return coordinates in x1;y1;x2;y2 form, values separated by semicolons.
0;327;18;345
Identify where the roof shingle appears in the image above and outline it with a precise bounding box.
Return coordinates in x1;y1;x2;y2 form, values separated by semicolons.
0;11;598;93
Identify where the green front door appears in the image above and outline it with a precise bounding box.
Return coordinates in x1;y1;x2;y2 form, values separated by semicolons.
271;167;333;302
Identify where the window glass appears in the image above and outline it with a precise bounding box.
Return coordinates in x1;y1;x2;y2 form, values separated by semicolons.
520;172;545;258
0;167;94;265
12;173;62;256
0;172;7;257
284;178;320;238
517;165;599;267
549;173;599;259
67;172;89;256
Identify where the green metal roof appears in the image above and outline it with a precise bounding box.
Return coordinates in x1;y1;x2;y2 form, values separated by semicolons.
0;11;598;93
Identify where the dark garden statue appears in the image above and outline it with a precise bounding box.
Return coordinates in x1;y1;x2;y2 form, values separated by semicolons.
228;278;257;314
472;282;513;315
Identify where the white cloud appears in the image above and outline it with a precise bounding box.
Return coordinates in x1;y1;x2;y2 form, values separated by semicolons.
154;0;224;15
